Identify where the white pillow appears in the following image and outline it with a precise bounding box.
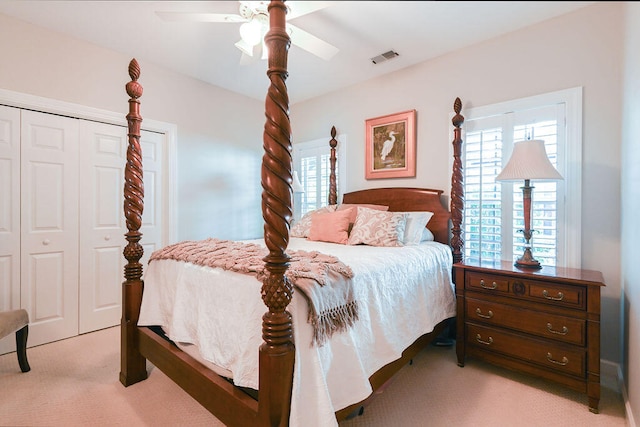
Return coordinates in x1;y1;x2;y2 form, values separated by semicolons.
400;211;434;245
291;205;338;237
347;207;408;247
421;227;435;242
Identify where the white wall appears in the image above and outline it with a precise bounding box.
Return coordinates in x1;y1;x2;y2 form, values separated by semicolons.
0;12;266;242
0;2;633;415
621;3;639;425
292;2;624;368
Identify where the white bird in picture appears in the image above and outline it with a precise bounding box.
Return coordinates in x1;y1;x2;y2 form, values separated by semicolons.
380;131;398;161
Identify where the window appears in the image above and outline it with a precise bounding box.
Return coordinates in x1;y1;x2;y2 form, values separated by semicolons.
462;88;582;268
292;134;346;218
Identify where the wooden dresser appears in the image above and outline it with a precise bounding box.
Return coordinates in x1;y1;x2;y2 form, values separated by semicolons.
453;260;605;413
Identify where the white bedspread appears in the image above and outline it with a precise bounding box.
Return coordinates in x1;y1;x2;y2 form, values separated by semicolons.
138;237;456;427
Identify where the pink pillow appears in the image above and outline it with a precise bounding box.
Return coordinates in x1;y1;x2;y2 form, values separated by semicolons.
291;205;338;237
308;208;354;244
337;203;389;224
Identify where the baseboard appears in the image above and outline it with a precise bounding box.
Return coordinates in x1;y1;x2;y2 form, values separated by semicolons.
601;358;621;391
617;363;637;427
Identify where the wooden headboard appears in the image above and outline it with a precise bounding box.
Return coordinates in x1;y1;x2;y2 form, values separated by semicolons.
342;187;450;245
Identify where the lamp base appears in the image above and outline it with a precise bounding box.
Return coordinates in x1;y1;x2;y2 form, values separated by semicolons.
515;247;542;270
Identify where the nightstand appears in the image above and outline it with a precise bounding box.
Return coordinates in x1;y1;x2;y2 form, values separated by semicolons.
453;259;605;413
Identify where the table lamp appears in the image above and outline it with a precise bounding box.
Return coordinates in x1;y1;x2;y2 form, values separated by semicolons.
495;139;563;269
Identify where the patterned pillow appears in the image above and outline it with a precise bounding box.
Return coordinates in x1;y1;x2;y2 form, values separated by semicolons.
291;205;338;237
347;207;408;247
307;208;353;244
336;203;389;224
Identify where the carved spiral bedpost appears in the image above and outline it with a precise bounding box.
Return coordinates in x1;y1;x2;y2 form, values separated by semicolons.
120;58;148;386
450;97;465;264
259;1;294;425
328;126;338;205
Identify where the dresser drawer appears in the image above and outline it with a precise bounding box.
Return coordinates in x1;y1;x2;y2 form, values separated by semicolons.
465;297;586;345
466;323;586;377
525;281;586;310
466;272;586;311
466;272;510;294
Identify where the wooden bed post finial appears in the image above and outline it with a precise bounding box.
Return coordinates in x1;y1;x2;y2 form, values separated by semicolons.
259;1;295;425
329;126;338;205
120;58;148;387
450;97;465;264
124;58;144;237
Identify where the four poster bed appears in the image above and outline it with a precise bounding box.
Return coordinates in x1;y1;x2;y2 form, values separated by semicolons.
120;1;465;426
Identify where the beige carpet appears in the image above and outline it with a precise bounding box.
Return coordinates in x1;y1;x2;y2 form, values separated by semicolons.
0;326;627;427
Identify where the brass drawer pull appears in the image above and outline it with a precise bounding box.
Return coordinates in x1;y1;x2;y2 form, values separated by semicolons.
546;323;569;335
542;290;564;301
480;279;498;290
476;334;493;345
546;352;569;366
475;308;494;319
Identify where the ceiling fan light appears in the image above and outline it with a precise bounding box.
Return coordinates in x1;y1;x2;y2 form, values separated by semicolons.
239;20;262;46
235;39;254;57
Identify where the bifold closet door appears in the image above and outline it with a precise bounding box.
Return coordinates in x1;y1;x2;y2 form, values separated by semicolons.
0;105;20;317
0;104;168;353
78;121;128;334
138;130;164;267
20;110;79;348
0;106;20;355
78;123;164;333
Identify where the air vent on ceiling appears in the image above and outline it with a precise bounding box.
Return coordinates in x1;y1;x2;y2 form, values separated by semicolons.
370;50;399;65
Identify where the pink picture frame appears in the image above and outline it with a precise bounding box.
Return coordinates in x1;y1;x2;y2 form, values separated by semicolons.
365;109;416;179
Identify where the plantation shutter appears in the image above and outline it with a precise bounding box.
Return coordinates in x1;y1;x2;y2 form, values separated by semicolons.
294;141;337;217
464;103;565;267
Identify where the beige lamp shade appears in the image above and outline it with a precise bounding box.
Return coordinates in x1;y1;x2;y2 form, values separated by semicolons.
495;139;563;182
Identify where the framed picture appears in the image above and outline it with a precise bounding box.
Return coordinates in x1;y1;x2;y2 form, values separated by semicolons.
365;109;416;179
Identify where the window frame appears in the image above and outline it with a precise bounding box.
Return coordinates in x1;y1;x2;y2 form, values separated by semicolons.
292;133;347;216
460;87;582;268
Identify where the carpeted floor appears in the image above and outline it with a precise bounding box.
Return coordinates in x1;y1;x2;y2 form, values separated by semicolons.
0;326;627;426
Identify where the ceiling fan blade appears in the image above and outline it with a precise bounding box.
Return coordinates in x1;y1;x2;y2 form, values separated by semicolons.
286;1;331;20
155;11;247;23
287;23;338;61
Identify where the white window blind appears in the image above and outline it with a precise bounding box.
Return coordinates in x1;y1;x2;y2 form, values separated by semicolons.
463;88;582;268
293;134;346;217
299;150;332;216
464;124;504;262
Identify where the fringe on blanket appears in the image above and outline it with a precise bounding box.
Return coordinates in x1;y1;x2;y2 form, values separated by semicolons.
311;300;359;346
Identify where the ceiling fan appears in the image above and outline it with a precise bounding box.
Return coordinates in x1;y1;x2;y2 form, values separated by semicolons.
156;1;339;61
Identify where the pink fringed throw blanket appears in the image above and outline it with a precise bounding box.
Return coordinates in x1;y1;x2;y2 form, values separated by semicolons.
148;238;358;345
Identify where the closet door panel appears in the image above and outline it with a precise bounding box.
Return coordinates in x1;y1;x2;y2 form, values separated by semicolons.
139;130;165;266
20;110;79;347
79;125;164;333
0;106;20;312
79;121;127;333
0;106;20;355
